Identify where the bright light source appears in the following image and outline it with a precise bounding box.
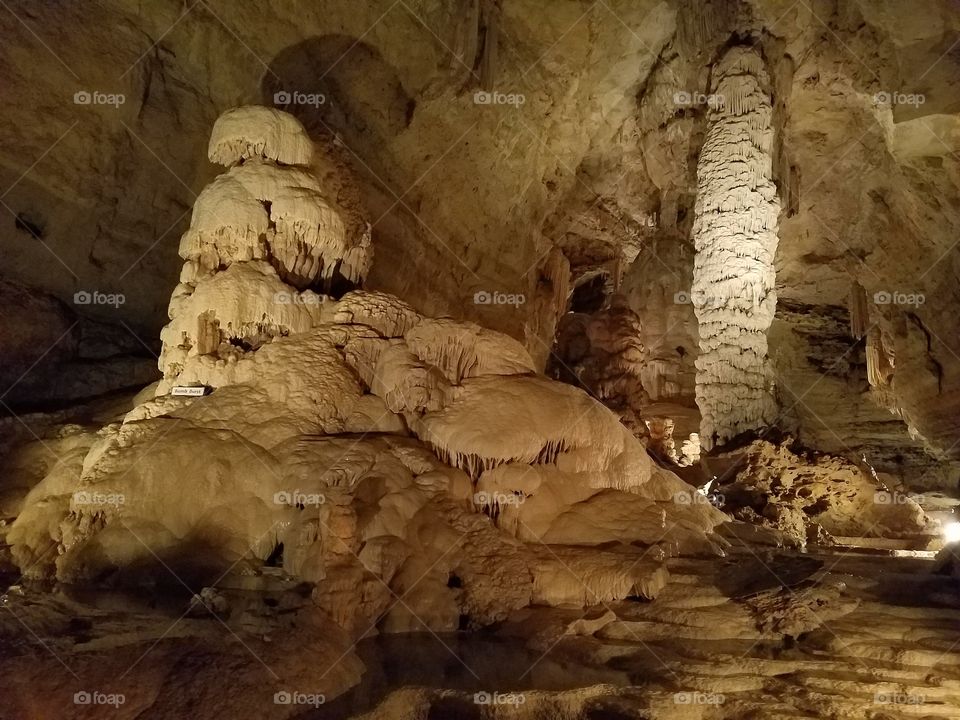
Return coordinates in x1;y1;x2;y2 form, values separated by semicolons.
943;521;960;545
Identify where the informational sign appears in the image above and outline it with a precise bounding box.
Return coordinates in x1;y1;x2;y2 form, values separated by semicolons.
170;386;207;397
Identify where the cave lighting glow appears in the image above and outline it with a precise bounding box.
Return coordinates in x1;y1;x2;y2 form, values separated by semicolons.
944;521;960;545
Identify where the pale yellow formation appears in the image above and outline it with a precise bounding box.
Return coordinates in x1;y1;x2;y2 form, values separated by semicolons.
691;47;781;450
208;105;314;167
8;107;727;648
160;107;373;383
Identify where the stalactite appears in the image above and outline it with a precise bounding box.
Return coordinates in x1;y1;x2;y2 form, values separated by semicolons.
660;189;679;232
450;0;480;72
477;0;500;91
420;436;573;482
676;0;738;52
691;47;781;451
866;326;894;388
866;330;882;387
196;311;221;356
849;281;869;340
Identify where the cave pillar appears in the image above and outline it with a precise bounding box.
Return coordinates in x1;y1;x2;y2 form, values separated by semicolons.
691;47;781;451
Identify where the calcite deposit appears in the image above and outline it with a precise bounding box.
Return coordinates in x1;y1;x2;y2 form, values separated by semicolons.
691;47;781;451
2;2;960;718
7;109;726;633
162;108;373;384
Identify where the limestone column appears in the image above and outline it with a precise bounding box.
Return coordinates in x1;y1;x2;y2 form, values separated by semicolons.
691;47;781;450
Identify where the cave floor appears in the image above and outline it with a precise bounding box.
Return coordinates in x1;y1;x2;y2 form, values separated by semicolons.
319;546;960;719
2;543;959;719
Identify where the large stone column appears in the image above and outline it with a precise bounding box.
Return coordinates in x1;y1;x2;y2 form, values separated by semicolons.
691;47;781;451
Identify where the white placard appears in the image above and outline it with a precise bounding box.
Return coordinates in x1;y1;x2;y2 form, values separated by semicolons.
171;386;206;397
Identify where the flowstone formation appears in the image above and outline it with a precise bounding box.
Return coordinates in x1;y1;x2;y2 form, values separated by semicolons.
691;47;781;451
7;108;726;653
160;106;372;385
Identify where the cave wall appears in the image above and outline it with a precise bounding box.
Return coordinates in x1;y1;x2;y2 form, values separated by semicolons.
2;0;960;486
0;0;678;362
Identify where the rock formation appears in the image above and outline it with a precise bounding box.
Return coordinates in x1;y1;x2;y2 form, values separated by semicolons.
691;47;781;451
161;107;372;384
710;438;937;549
7;109;726;637
549;295;649;437
2;3;960;718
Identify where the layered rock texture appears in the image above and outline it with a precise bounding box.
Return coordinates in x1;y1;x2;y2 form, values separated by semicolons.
5;110;725;636
710;438;937;548
160;107;371;383
549;296;650;437
691;46;781;451
0;111;739;717
2;1;960;717
2;0;960;491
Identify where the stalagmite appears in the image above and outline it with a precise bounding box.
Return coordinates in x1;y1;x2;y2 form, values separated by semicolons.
369;343;452;413
159;107;374;382
333;290;423;337
208;105;314;167
412;375;631;479
177;173;271;268
158;262;328;381
691;47;781;451
550;297;650;436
